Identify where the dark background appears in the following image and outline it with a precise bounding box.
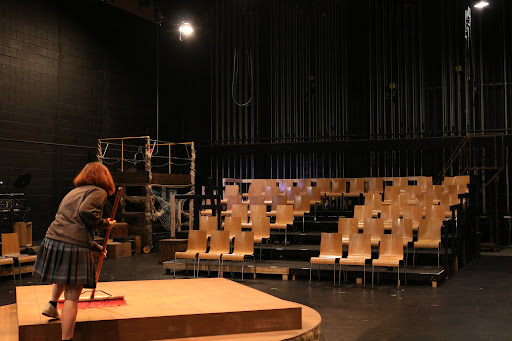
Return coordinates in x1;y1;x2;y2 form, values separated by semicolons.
0;0;510;240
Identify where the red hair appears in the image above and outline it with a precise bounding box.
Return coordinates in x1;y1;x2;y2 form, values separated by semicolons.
73;162;116;195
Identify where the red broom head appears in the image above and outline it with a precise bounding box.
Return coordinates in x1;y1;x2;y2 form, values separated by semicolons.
57;297;126;309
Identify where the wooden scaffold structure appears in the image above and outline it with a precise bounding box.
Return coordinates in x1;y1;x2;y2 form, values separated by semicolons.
97;136;196;249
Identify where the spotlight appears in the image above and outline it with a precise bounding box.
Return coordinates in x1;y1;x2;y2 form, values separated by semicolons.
474;1;489;8
179;22;193;41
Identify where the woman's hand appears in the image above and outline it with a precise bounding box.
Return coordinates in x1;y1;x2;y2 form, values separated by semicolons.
92;242;108;258
105;218;117;229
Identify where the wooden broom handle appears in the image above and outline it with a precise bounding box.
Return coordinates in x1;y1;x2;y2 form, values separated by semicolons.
94;187;123;284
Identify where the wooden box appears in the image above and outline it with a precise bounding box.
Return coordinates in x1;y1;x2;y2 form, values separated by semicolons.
158;239;188;264
111;222;128;239
106;242;132;259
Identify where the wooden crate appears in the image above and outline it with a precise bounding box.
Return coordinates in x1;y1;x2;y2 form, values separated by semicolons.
106;242;132;259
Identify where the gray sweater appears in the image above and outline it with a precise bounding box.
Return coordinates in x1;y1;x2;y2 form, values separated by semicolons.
46;185;110;248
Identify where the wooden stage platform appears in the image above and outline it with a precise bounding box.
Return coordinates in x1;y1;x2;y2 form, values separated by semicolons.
9;278;321;341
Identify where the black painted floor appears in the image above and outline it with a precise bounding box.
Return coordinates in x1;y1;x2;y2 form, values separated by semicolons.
1;254;511;341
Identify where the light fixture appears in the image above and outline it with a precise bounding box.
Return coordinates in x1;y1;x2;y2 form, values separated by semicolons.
179;22;193;41
474;1;489;9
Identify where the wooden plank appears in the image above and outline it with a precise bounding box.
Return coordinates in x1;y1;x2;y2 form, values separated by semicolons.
165;261;290;277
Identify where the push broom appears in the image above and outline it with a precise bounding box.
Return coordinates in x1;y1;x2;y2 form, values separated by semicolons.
58;187;127;308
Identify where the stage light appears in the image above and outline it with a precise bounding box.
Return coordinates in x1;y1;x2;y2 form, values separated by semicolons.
179;22;193;41
474;1;489;9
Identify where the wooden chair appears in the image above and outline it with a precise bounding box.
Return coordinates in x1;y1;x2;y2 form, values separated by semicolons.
309;233;343;286
221;195;242;216
244;204;267;228
293;194;310;231
380;204;400;230
174;230;208;278
338;233;372;287
393;177;409;187
440;192;459;218
413;219;443;268
383;186;401;205
1;233;37;285
285;186;301;204
221;231;256;281
401;205;422;231
363;218;384;247
417;176;433;193
0;256;16;284
230;204;249;227
353;205;373;228
264;186;280;205
270;205;294;245
391;218;413;266
330;179;347;197
364;193;383;215
278;179;295;193
246;194;265;206
252;217;270;260
338;217;358;246
367;177;384;194
425;205;445;222
222;216;242;242
221;185;239;205
297;179;311;194
348;178;365;196
312;178;331;196
372;235;405;289
199;215;219;239
267;194;287;217
197;230;230;277
243;185;264;199
306;186;322;205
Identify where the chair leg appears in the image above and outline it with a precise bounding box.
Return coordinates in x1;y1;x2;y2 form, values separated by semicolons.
207;260;210;276
317;265;321;281
18;262;23;286
413;248;416;267
333;264;336;287
218;258;222;278
284;228;287;246
338;264;341;286
253;256;257;279
309;263;312;285
11;262;16;285
196;259;200;278
173;257;177;278
185;259;188;275
231;261;234;276
260;243;262;261
372;265;374;288
241;259;245;281
438;247;440;268
397;264;400;289
363;264;366;288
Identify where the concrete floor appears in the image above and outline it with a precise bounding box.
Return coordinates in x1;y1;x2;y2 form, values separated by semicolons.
1;253;511;341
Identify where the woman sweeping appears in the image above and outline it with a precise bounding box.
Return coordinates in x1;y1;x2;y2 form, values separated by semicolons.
33;162;116;341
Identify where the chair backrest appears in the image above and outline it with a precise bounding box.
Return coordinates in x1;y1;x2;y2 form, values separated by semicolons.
347;233;371;258
417;176;433;193
391;218;413;241
247;195;265;205
296;179;311;193
263;179;278;188
271;194;287;211
441;192;459;208
349;178;364;194
402;205;422;222
338;217;358;236
381;204;400;223
276;205;294;224
384;186;401;203
231;205;249;223
252;217;271;239
285;186;300;201
425;205;445;221
306;186;322;202
353;205;372;224
223;216;242;239
364;193;382;208
233;231;254;254
363;218;384;239
249;179;266;190
418;219;442;243
1;233;20;256
225;195;242;210
249;205;267;222
278;179;295;193
312;178;331;194
393;177;408;187
378;235;404;259
224;185;239;199
186;230;208;253
265;186;280;201
331;178;347;194
293;194;310;213
319;233;343;258
247;184;264;196
199;215;218;236
367;177;384;194
209;230;231;254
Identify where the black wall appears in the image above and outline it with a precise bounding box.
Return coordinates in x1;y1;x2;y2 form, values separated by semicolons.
0;0;156;239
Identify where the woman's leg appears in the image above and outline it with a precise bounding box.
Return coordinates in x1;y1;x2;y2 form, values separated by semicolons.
61;284;84;340
50;284;66;302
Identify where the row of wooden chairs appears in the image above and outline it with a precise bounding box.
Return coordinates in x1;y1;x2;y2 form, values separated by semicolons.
1;233;37;285
173;230;257;281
